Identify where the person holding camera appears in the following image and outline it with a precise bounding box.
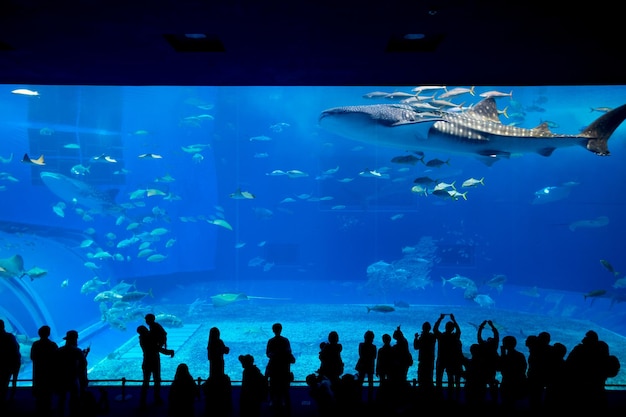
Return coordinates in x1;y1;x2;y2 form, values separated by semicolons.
433;313;463;400
477;320;500;404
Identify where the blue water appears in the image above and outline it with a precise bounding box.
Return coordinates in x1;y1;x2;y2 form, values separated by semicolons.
1;85;626;381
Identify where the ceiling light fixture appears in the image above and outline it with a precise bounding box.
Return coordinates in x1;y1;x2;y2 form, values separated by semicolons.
163;33;225;53
386;33;444;53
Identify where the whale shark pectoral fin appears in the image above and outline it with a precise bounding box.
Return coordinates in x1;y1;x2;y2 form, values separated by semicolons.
477;157;499;167
475;149;511;166
390;117;443;127
390;120;422;127
537;147;557;157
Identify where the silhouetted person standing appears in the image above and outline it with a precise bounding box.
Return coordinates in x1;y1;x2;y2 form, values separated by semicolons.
318;331;344;388
565;330;615;412
375;333;393;404
355;330;376;402
388;326;413;406
375;333;392;384
0;319;20;412
265;323;294;417
499;335;527;413
526;331;551;412
463;343;488;409
207;327;230;379
168;363;198;417
434;313;462;400
477;320;500;403
56;330;89;417
544;341;567;413
137;325;163;409
413;321;435;396
30;325;59;416
391;326;413;385
204;326;233;417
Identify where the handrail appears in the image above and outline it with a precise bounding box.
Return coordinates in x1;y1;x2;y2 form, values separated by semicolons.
11;377;626;389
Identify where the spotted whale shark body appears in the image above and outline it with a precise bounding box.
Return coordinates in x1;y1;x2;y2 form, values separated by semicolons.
40;171;122;214
319;97;626;165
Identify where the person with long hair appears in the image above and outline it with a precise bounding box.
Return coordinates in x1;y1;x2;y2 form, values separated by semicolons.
207;327;230;379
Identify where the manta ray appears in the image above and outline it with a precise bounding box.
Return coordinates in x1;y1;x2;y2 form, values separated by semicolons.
210;292;289;307
319;97;626;165
0;254;26;279
40;171;122;214
569;215;610;231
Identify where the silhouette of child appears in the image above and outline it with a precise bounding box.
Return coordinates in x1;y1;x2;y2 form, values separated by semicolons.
239;354;267;417
145;313;174;357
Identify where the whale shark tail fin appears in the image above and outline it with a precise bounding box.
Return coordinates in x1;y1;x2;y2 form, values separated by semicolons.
583;103;626;155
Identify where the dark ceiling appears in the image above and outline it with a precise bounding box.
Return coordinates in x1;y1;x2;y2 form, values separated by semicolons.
0;0;624;86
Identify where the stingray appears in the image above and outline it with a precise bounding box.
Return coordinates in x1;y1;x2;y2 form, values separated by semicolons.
210;292;289;307
0;254;26;279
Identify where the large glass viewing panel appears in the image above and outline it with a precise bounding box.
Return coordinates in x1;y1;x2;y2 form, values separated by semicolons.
1;85;625;385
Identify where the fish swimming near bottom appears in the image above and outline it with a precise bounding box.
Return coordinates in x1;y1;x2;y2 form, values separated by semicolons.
366;305;395;313
319;97;626;165
155;313;184;328
584;289;607;300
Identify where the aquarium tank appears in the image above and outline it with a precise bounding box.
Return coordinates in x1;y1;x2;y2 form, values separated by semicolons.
1;85;626;386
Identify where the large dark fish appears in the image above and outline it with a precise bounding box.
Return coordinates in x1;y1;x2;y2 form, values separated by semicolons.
319;98;626;165
600;259;620;277
366;305;395;313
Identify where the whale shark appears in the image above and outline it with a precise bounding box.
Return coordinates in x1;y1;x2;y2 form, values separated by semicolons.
40;171;122;214
319;97;626;165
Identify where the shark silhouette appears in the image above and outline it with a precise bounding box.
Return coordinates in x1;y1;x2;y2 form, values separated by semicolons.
319;98;626;165
40;171;122;214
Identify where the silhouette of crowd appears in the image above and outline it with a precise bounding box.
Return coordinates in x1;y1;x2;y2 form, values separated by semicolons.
0;314;623;417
